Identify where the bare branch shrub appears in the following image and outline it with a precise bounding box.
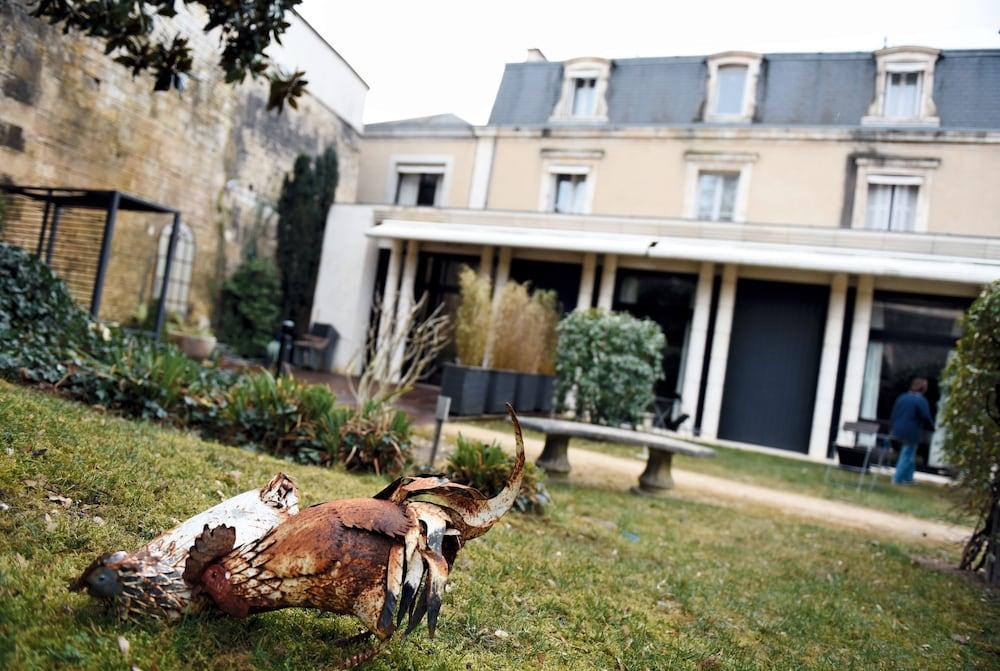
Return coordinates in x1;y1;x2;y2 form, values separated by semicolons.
349;293;451;407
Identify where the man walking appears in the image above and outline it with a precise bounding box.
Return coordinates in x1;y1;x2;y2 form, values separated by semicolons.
889;378;935;485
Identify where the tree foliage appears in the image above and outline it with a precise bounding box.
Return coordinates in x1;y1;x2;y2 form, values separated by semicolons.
216;257;281;358
555;309;665;426
940;281;1000;516
28;0;307;112
276;147;338;334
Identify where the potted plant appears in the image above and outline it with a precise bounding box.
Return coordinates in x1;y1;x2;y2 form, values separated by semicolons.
487;281;532;413
166;303;217;360
441;267;492;416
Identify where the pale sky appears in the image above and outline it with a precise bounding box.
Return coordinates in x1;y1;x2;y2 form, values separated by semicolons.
298;0;1000;126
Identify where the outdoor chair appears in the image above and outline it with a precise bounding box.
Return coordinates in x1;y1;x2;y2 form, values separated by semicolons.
825;420;893;492
293;323;339;372
651;394;689;432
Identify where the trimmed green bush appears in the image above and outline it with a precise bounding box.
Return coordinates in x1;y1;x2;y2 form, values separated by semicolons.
555;309;665;426
217;257;281;358
940;281;1000;516
445;433;550;514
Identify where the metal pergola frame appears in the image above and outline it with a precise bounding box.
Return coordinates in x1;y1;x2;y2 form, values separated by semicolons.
1;185;184;339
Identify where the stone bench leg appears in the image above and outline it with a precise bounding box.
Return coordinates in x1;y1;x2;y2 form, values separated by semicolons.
631;450;674;496
535;434;571;478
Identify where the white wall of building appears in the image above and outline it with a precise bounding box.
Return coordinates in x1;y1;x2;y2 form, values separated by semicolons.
268;12;368;132
310;204;379;373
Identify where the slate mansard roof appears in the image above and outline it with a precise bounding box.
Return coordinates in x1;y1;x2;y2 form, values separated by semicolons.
487;50;1000;130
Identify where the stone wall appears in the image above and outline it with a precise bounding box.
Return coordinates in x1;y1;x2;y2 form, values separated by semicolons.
0;2;361;321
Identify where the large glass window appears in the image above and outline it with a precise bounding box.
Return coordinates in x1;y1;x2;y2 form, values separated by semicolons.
714;65;747;115
612;269;697;399
858;294;967;471
395;172;441;206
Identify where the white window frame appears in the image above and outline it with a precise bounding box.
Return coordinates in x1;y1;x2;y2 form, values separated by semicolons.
550;57;611;123
538;149;602;214
850;156;940;233
683;151;757;223
862;46;940;127
704;52;762;123
385;154;453;207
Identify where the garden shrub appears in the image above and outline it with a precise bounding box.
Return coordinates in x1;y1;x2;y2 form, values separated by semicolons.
454;265;491;366
337;402;412;476
940;280;1000;517
0;242;413;476
216;257;281;358
445;433;550;514
555;309;666;426
490;281;531;371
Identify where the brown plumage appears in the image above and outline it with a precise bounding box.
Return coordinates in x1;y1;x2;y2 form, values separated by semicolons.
69;473;299;620
186;406;526;667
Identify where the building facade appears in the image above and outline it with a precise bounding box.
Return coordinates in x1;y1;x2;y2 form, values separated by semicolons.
313;47;1000;465
0;3;367;321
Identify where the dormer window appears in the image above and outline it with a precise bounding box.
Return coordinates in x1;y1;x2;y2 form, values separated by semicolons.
704;52;761;122
550;57;610;122
572;77;598;117
863;46;940;126
714;65;748;115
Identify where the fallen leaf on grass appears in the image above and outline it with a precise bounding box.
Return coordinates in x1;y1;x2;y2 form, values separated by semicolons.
117;636;130;656
494;629;509;639
44;513;57;531
93;516;105;526
48;494;73;508
951;633;970;644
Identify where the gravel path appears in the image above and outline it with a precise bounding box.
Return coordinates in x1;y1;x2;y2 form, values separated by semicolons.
443;422;971;547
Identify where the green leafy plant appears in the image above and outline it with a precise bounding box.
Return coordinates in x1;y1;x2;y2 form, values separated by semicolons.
216;258;281;358
940;281;1000;576
277;147;338;334
555;309;666;426
27;0;308;112
454;265;491;366
337;403;412;476
445;434;550;514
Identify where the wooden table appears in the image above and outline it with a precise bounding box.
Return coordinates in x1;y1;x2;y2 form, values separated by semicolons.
517;417;715;496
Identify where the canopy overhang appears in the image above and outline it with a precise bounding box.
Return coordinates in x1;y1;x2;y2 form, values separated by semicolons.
368;219;1000;285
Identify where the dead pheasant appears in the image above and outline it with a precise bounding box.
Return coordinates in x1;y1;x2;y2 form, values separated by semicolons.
69;473;299;620
185;406;526;668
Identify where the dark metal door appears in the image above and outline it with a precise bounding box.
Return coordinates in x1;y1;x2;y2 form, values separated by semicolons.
718;279;829;453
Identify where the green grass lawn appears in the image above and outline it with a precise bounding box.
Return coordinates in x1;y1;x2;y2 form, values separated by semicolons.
467;420;971;527
2;382;997;671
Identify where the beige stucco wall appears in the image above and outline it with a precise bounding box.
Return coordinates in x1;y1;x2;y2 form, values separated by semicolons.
482;133;1000;237
358;136;478;208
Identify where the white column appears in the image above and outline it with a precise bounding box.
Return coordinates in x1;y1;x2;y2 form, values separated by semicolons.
389;239;420;380
808;273;848;460
576;253;597;310
699;263;738;440
377;239;403;350
596;253;618;310
679;262;714;433
479;246;494;278
468;132;496;209
837;274;875;444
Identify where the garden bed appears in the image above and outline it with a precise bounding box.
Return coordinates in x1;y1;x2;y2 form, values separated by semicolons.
2;382;997;670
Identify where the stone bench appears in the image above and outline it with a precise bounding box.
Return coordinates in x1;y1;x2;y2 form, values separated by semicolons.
517;417;716;496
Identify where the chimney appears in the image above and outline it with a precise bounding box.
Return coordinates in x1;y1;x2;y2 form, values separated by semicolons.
526;48;547;62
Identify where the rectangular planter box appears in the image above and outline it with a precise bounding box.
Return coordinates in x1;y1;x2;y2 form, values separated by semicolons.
536;374;556;413
486;369;519;414
514;373;541;413
440;363;490;416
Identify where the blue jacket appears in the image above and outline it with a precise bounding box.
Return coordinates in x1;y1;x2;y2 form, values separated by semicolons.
890;392;935;444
